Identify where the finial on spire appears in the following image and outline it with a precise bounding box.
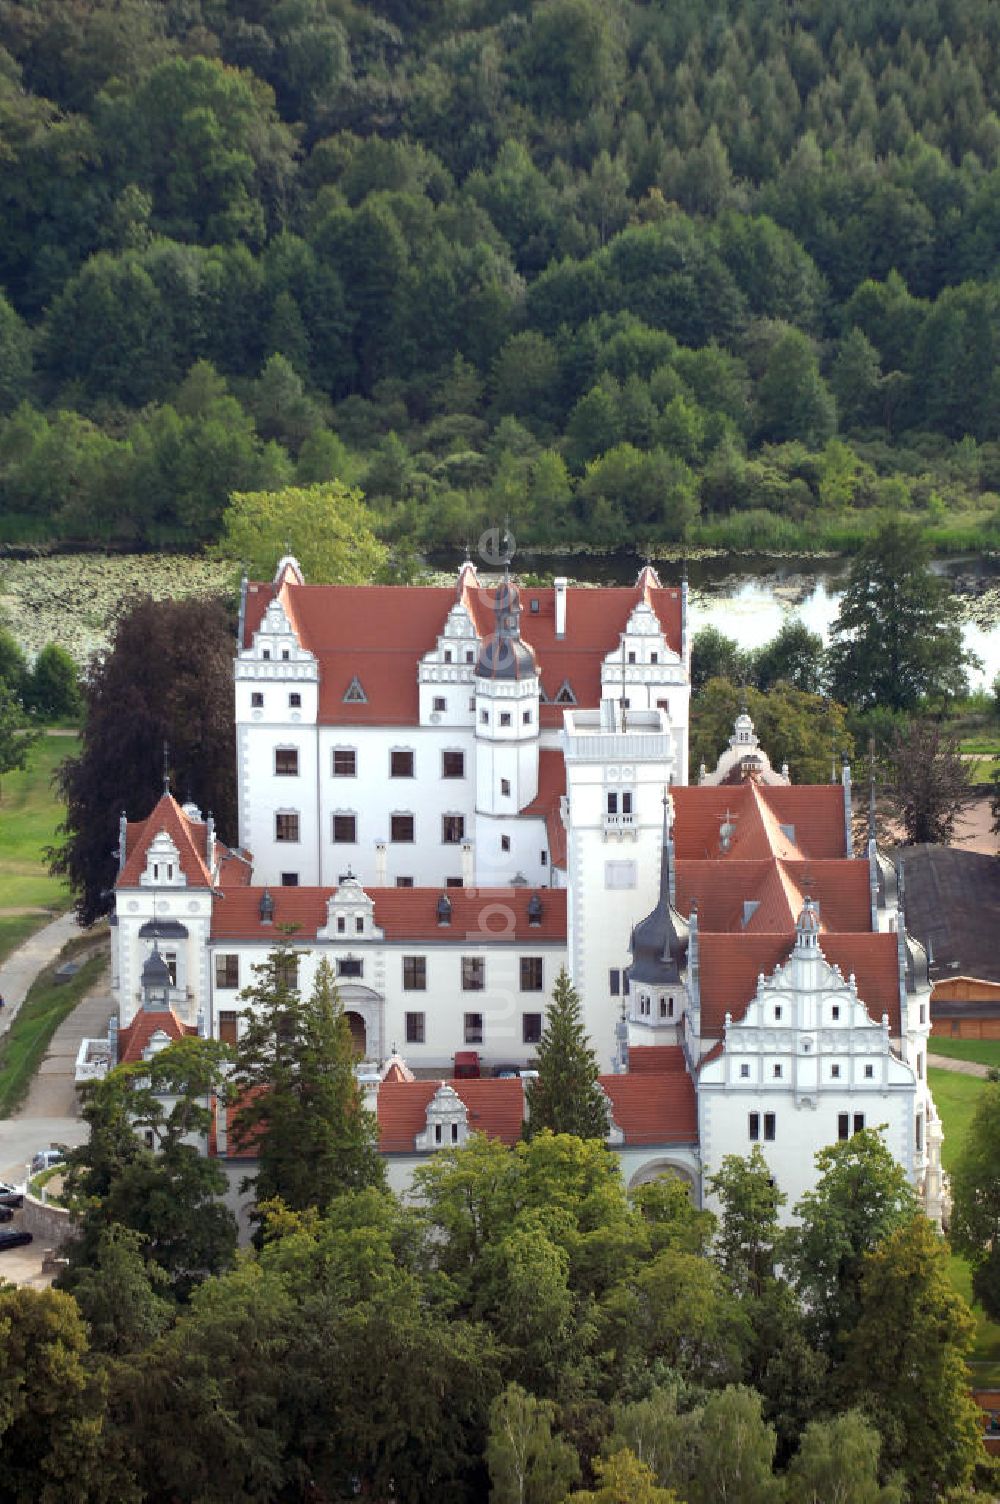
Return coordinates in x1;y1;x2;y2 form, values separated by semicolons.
162;740;170;794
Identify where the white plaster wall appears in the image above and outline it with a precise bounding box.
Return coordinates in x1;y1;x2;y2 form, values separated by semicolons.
116;887;212;1028
473;813;548;888
209;937;567;1071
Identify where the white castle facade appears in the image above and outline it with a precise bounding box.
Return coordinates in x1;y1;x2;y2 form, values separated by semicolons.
104;559;943;1220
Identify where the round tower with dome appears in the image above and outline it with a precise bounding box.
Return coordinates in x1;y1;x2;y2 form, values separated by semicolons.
474;577;541;875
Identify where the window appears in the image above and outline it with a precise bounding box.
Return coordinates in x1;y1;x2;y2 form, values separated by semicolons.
333;814;357;843
276;953;298;989
274;747;298;776
773;1064;782;1078
622;791;633;815
501;834;511;852
281;649;289;660
607;792;618;815
480;710;489;725
609;969;621;996
831;1005;840;1020
541;851;547;866
500;712;511;727
396;876;414;888
919;1003;926;1025
520;957;543;992
838;1114;849;1141
523;709;532;725
391;813;415;843
338;958;363;979
333;749;356;777
433;696;446;712
523;1012;543;1044
740;1063;750;1078
280;872;298;887
288;692;301;710
442;750;465;778
336;916;345;934
749;1112;760;1141
215;954;239;989
355;917;364;933
343;676;366;704
774;1006;782;1022
651;652;658;664
554;681;576;705
218;1010;238;1047
628;651;636;664
443;650;452;664
853;1112;865;1135
501;778;511;796
831;1064;841;1079
462;957;485;991
262;649;271;660
864;1063;874;1079
276;812;299;842
446;876;464;887
406;1011;425;1044
251;691;263;708
391;749;414;778
660;996;674;1019
764;1113;776;1141
403;956;426;991
464;1012;484;1044
443;814;465;844
163;951;178;986
916;1113;923;1152
466;650;474;663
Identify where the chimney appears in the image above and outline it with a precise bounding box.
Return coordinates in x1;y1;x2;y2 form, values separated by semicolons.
461;840;474;887
554;577;568;639
375;841;387;886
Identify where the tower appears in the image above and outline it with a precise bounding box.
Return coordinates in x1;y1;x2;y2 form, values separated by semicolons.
474;578;541;883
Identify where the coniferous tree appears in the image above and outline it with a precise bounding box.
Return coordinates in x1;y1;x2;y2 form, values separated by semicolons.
524;967;609;1140
230;950;385;1212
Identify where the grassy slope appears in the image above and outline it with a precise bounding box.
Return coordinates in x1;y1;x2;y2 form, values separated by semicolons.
929;1038;1000;1068
0;732;77;910
0;934;107;1118
929;1066;1000;1380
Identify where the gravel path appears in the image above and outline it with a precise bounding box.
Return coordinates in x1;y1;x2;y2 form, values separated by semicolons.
927;1052;992;1079
0;911;82;1030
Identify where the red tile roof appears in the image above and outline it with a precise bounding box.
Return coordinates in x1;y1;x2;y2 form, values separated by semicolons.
242;568;683;729
522;750;567;868
628;1045;686;1075
120;793;214;888
600;1060;698;1144
209;884;567;943
674;859;871;934
376;1078;525;1152
672;783;847;863
697;930;901;1036
117;1008;196;1064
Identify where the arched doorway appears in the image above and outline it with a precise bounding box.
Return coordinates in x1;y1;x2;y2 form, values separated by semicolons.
628;1159;697;1193
345;1011;366;1055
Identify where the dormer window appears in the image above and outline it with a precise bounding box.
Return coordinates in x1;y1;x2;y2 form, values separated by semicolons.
259;888;275;924
437;894;452;926
527;894;543;926
554;680;576;705
344;676;367;704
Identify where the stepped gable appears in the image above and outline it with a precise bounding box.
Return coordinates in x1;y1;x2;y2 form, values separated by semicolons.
672;782;847;862
376;1077;525;1153
210;884;567;943
120;792;214;887
117;1007;196;1064
521;749;568;867
242;566;682;730
697;929;901;1037
600;1057;697;1145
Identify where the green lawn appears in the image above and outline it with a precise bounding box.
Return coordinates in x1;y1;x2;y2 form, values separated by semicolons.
0;932;107;1118
929;1066;1000;1382
0;732;78;909
929;1038;1000;1069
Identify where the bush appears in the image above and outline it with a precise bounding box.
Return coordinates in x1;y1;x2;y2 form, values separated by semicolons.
25;645;82;721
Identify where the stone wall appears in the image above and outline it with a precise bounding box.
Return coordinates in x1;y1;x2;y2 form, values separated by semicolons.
21;1191;73;1249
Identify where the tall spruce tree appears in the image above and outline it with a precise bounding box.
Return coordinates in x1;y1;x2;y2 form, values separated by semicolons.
524;967;609;1140
230;949;385;1211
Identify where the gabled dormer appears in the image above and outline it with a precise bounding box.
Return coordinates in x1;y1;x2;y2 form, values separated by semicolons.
418;601;480;724
140;830;186;888
317;875;384;942
415;1082;469;1151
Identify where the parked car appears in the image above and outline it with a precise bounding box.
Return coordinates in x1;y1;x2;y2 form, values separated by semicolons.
30;1149;64;1175
0;1206;12;1223
0;1181;23;1209
0;1229;32;1251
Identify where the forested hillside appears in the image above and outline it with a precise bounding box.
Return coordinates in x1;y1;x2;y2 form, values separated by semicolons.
3;0;1000;554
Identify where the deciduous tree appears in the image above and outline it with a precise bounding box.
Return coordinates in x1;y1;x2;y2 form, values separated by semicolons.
50;595;237;924
216;480;386;583
949;1080;1000;1319
882;719;974;844
486;1382;579;1504
783;1410;904;1504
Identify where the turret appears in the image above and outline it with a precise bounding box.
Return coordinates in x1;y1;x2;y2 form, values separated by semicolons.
474;577;540;816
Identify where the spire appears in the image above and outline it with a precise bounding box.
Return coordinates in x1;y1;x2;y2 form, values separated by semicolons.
162;740;170;795
660;788;676;908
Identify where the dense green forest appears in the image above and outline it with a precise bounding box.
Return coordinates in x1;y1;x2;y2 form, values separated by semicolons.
4;0;1000;554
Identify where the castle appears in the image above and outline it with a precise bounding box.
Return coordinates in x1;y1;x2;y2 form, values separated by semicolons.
102;557;943;1218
